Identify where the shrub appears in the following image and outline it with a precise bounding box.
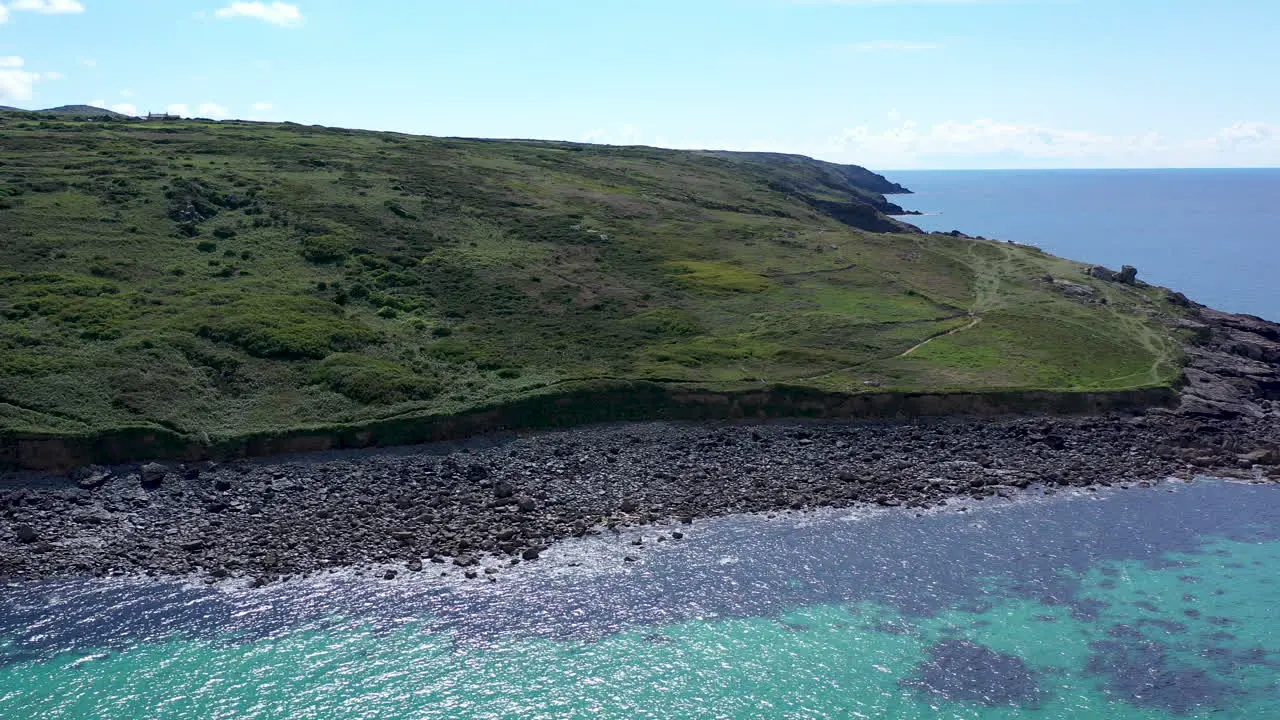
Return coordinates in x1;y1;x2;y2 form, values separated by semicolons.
196;241;217;252
623;307;703;337
301;234;351;263
189;296;380;359
311;353;439;404
212;226;237;239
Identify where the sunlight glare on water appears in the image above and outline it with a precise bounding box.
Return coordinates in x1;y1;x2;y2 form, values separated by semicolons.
1;481;1278;719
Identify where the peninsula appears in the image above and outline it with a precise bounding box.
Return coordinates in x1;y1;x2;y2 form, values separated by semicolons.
1;110;1276;582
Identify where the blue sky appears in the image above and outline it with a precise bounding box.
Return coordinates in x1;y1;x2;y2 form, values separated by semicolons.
1;0;1277;169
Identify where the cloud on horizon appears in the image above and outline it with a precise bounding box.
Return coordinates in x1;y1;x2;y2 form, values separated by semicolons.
10;0;86;14
213;2;303;27
793;0;1010;5
848;41;941;52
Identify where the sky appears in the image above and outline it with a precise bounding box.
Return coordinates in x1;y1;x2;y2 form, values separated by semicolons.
1;0;1278;170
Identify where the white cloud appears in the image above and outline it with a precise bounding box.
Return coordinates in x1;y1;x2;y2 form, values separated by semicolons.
213;2;303;27
582;124;643;145
251;101;273;111
197;102;229;118
10;0;86;14
848;41;940;52
111;103;138;116
80;57;97;68
0;5;9;24
120;88;135;98
88;98;105;108
1211;122;1279;147
167;103;191;117
44;71;64;80
822;118;1168;166
0;57;39;102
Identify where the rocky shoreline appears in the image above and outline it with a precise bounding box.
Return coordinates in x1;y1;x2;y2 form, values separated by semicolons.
2;307;1278;585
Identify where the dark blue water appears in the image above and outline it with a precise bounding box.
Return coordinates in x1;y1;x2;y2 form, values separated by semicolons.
887;169;1280;322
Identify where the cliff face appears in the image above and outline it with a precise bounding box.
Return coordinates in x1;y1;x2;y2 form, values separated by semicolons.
697;150;922;233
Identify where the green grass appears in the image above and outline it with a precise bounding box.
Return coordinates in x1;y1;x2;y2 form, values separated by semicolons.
0;113;1193;440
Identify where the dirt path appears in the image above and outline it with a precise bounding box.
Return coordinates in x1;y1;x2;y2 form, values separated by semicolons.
898;315;983;357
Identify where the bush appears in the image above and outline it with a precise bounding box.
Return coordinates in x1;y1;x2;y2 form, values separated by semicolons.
623;307;703;337
196;241;217;252
212;226;237;239
301;234;351;263
311;353;439;404
190;296;380;359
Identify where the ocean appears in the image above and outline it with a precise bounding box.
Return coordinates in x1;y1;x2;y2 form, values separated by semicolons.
3;169;1280;719
887;169;1280;322
2;482;1278;718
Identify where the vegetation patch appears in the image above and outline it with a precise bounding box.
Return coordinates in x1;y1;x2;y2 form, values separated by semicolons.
187;296;380;359
311;353;439;404
666;261;774;293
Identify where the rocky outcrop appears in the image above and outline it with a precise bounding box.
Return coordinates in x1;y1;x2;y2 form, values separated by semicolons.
1169;309;1280;419
1088;265;1141;285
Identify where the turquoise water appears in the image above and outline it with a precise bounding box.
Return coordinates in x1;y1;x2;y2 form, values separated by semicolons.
2;481;1278;718
887;169;1280;322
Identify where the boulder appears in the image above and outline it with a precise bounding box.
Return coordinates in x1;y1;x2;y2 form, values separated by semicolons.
493;481;515;499
521;547;541;561
1088;266;1117;282
516;496;537;512
139;462;168;487
1118;265;1139;284
15;525;38;544
74;467;112;490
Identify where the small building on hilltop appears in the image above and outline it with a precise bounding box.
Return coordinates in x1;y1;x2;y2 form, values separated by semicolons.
145;112;180;121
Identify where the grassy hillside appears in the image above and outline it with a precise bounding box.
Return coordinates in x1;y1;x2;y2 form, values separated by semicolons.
0;113;1190;442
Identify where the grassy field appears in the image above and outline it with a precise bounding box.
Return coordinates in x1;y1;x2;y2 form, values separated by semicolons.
0;113;1192;442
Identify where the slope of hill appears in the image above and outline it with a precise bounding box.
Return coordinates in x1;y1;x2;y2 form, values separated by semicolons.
35;105;130;117
0;115;1194;466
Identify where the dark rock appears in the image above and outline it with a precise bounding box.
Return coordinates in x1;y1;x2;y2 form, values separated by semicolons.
1088;265;1117;282
14;525;38;544
383;569;397;580
620;498;639;513
214;479;233;492
178;539;205;552
521;547;541;561
902;640;1044;707
493;481;515;499
139;462;168;486
516;496;537;512
75;468;112;490
407;558;423;572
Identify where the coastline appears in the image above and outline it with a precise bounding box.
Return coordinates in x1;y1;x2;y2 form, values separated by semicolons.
2;285;1278;586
